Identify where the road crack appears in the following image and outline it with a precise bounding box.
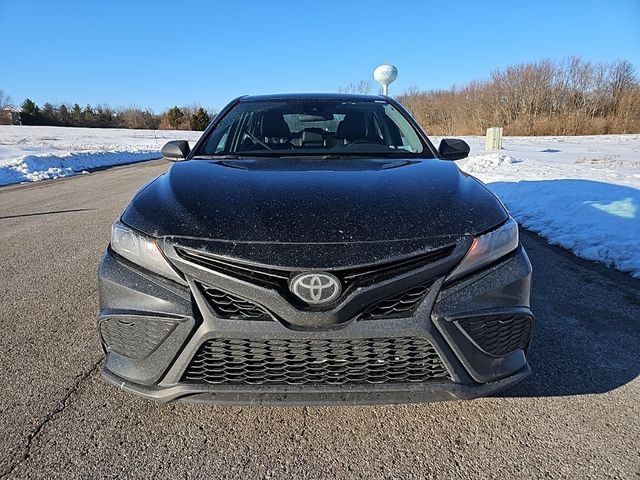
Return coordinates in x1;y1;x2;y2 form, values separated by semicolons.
300;406;309;439
0;358;102;479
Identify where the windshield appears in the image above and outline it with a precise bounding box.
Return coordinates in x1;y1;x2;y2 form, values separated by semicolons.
193;99;433;158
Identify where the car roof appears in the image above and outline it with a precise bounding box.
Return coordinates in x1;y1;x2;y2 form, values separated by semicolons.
240;93;388;102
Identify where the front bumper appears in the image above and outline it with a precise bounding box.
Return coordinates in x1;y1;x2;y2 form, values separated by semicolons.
102;364;531;406
98;244;533;406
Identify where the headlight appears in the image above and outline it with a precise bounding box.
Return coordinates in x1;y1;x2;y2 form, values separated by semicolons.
110;221;186;285
447;216;519;282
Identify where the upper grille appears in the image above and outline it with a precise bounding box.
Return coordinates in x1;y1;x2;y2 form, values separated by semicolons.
176;245;455;298
455;313;533;357
179;250;289;289
359;284;431;320
200;284;273;321
182;337;449;386
100;317;177;359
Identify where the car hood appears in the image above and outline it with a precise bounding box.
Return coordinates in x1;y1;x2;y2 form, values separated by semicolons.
122;157;507;248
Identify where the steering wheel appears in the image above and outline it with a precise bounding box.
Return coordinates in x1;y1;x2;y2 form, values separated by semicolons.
245;132;272;151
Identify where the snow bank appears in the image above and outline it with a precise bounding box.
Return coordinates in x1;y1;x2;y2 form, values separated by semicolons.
461;153;521;174
453;134;640;278
489;180;640;277
0;125;202;187
0;150;161;186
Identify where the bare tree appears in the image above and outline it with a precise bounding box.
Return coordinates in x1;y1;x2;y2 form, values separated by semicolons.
609;60;636;114
0;90;11;109
118;106;159;130
396;57;639;136
338;80;373;94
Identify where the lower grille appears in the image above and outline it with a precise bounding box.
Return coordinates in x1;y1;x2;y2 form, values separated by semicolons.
200;285;273;321
182;337;449;386
359;284;431;320
100;317;177;359
455;313;533;357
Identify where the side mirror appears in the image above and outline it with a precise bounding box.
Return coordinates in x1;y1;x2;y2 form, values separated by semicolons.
161;140;190;161
438;138;470;160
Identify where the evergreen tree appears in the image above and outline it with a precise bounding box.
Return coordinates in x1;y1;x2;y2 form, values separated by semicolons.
71;103;82;125
95;105;114;128
59;104;70;126
41;103;56;125
190;107;211;131
83;104;95;126
20;98;40;125
166;106;184;129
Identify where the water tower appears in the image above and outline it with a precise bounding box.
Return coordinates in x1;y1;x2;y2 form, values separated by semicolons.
373;63;398;96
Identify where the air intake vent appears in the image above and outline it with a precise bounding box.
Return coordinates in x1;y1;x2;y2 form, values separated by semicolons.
100;317;177;359
455;313;533;357
200;284;273;321
359;284;431;320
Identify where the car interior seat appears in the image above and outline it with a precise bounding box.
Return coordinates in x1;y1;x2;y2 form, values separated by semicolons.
260;111;293;149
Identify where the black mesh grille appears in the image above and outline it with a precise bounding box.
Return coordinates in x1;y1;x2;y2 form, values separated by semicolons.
359;284;431;320
182;337;449;386
100;318;177;359
455;314;533;356
200;285;273;321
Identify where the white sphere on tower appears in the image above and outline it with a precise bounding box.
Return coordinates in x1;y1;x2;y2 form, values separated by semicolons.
373;63;398;95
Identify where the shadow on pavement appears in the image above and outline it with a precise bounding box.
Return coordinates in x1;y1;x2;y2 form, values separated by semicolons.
501;230;640;398
0;208;93;220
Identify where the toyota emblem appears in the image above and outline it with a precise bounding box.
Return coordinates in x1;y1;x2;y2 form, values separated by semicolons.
290;272;342;305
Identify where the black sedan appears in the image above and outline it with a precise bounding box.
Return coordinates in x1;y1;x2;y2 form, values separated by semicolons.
98;93;533;405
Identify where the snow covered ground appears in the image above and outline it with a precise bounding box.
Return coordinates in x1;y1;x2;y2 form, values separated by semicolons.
450;135;640;278
0;125;201;186
1;125;638;277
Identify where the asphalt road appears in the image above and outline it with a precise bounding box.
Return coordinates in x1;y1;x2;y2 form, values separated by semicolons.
0;160;638;479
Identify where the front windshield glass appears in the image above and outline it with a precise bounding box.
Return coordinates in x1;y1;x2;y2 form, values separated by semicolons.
194;99;433;157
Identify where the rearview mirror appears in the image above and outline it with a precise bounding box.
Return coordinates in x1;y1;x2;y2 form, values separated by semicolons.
161;140;190;161
438;138;470;161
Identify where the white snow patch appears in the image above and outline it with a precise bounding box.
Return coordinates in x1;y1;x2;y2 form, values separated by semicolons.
0;125;202;187
460;153;520;173
443;134;640;278
1;150;162;185
488;179;640;277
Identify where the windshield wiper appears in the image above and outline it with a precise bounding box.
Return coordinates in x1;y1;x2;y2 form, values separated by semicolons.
191;154;244;159
193;153;291;159
193;152;430;160
319;153;403;159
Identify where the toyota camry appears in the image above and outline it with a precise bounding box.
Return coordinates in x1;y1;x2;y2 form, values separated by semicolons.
98;93;533;405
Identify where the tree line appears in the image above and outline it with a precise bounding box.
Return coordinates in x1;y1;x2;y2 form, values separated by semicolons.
395;57;640;136
3;97;214;131
3;57;639;135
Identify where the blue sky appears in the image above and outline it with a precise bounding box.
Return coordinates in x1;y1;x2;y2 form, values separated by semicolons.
2;0;639;112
